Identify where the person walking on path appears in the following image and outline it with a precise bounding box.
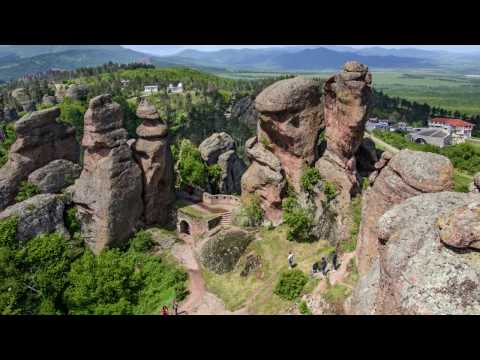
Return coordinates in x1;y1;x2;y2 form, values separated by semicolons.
288;251;294;269
172;299;179;315
320;257;328;276
162;305;169;315
332;251;338;271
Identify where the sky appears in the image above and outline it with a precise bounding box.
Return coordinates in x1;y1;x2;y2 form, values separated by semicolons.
123;45;480;56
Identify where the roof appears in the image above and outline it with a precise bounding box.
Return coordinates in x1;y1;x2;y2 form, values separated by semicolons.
430;117;474;128
414;128;450;138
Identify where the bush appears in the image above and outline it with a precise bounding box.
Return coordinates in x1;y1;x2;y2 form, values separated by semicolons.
237;194;264;227
64;207;81;236
340;196;362;253
0;123;16;168
299;300;313;315
300;167;322;195
0;217;18;248
176;139;208;189
15;181;40;203
323;181;338;203
130;230;155;253
274;269;309;301
59;98;87;142
282;196;314;242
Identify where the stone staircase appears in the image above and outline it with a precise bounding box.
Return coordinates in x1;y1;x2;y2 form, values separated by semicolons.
221;211;232;226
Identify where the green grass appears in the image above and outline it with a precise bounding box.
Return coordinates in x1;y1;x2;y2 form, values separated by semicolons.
453;170;472;193
202;225;334;314
321;282;352;314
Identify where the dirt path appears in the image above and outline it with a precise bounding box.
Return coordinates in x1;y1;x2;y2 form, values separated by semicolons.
171;236;246;315
312;251;356;294
364;132;400;154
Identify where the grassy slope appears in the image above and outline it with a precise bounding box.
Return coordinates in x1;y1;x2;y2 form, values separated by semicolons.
202;225;335;314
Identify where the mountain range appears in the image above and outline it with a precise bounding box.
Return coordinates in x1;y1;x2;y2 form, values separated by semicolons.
1;45;480;82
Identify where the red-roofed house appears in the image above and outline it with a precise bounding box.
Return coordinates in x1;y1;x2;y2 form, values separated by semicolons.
428;117;475;144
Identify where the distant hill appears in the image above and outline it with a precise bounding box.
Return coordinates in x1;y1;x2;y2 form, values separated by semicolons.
0;45;125;58
164;46;434;71
0;47;175;81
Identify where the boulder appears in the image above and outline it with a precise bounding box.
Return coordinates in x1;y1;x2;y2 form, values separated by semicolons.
65;84;89;101
42;95;57;106
132;98;174;226
469;172;480;193
199;228;254;274
0;107;80;210
0;194;69;242
73;94;143;254
3;107;17;122
199;132;235;165
54;84;68;102
28;159;81;194
231;95;258;130
11;88;35;112
437;201;480;250
356;149;454;274
217;150;246;195
352;192;480;315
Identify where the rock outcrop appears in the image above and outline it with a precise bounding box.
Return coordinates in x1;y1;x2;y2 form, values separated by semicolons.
28;159;81;194
72;94;143;254
469;172;480;193
356;149;454;274
132;98;174;226
231;95;258;131
0;194;69;242
42;95;57;107
65;84;89;101
199;132;246;195
199;228;254;274
11;88;35;112
351;192;480;315
199;132;235;165
0;107;80;210
3;107;17;122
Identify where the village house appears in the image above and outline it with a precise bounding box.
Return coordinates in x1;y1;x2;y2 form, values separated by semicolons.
409;128;452;148
167;82;184;94
120;79;130;88
429;117;475;144
143;85;159;95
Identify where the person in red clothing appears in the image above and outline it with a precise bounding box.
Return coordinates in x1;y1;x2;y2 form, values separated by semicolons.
162;305;169;315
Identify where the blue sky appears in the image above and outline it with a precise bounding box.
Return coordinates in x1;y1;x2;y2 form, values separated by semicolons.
123;45;480;56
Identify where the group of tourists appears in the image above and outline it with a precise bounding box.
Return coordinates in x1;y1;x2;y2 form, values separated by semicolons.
287;250;339;277
161;299;179;315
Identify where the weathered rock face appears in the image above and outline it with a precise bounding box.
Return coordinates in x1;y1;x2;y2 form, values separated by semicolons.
231;95;258;131
351;192;480;315
199;228;254;274
356;149;455;275
54;84;68;102
255;76;324;190
241;137;286;224
28;159;81;194
199;132;235;165
73;94;143;254
3;107;17;122
0;194;69;242
132;98;174;226
437;201;480;250
0;107;80;211
469;172;480;193
65;84;89;101
11;88;35;112
42;95;57;106
324;61;372;166
199;132;246;195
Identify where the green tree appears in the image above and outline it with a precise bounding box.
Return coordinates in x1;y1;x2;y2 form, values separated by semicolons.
59;97;87;142
282;196;314;242
176;139;208;189
300;167;322;195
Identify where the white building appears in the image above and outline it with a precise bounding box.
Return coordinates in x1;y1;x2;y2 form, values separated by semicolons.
144;85;159;95
167;82;184;94
428;117;475;144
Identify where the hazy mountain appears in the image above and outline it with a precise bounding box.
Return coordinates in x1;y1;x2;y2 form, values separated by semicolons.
0;47;166;81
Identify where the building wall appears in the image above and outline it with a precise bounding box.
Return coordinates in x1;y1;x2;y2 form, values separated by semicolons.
203;193;241;207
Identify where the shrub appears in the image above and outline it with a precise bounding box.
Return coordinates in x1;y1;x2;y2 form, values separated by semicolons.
130;230;155;253
282;196;314;242
323;180;338;203
274;269;309;301
0;123;16;167
238;194;264;227
0;217;18;248
176;139;208;189
64;207;81;236
207;164;222;193
299;300;313;315
300;167;322;195
15;181;40;203
340;196;362;253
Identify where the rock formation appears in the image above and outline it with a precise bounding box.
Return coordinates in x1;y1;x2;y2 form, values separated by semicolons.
0;194;70;242
3;107;17;122
0;107;80;210
42;95;57;107
469;172;480;193
199;132;246;195
356;149;454;274
28;159;81;194
351;192;480;315
11;88;35;112
72;94;143;254
65;84;89;101
54;84;68;102
132;98;174;226
231;95;258;131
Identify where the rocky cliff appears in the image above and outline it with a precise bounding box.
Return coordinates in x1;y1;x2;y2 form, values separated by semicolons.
132;97;174;226
0;107;80;210
351;192;480;314
72;94;143;254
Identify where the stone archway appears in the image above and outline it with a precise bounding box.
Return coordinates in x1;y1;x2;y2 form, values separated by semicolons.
179;220;191;235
